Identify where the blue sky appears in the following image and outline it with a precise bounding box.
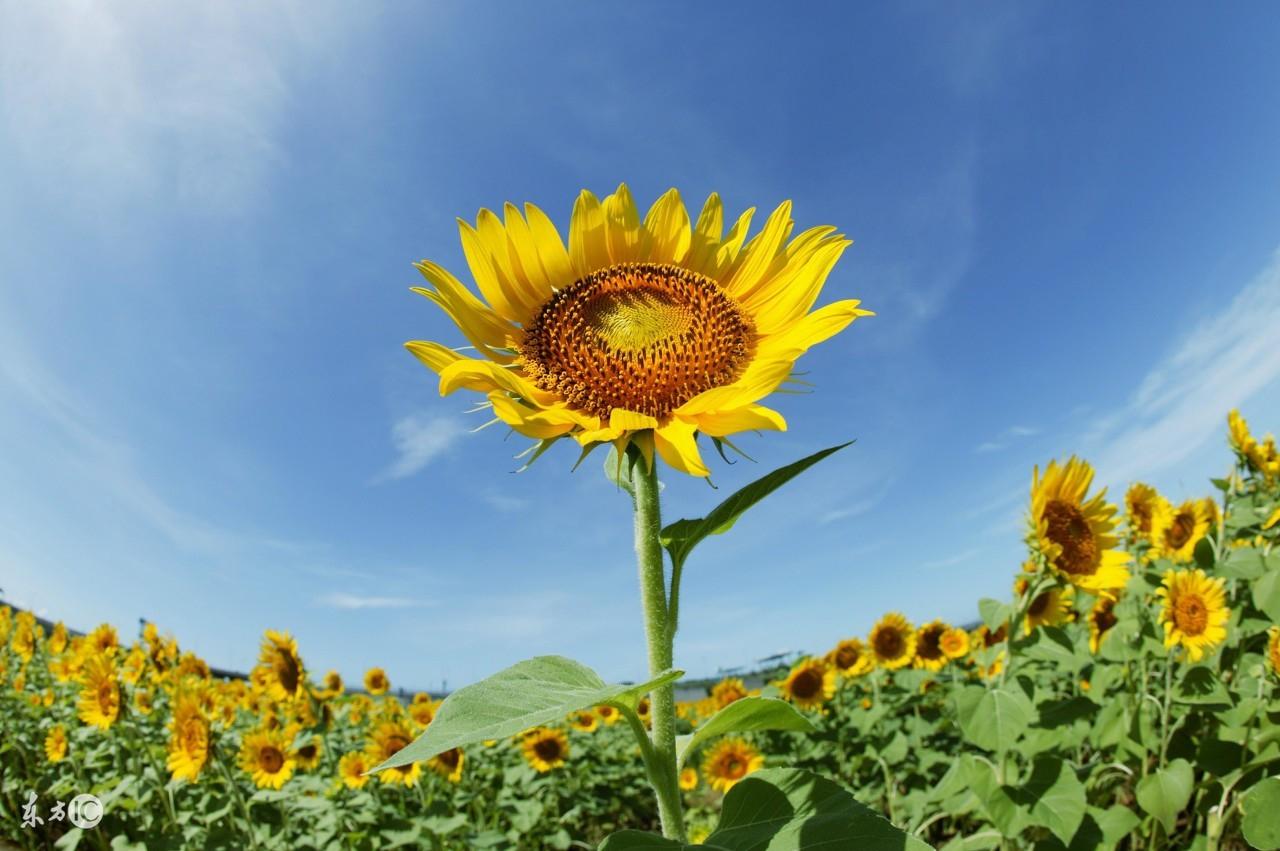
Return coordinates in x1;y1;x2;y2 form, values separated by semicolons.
2;3;1279;693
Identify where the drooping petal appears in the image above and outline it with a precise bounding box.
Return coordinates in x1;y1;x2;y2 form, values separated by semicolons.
654;418;709;477
688;404;787;437
756;299;872;359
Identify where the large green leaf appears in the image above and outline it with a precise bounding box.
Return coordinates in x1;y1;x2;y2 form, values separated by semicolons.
953;685;1034;752
675;697;815;766
659;442;852;570
1174;666;1232;707
1219;546;1268;581
598;833;726;850
1014;757;1086;844
978;599;1011;632
1019;626;1080;668
1242;776;1280;850
371;656;680;771
1135;759;1194;835
1253;568;1280;622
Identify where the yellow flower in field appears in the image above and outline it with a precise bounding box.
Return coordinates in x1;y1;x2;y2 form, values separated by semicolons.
49;622;68;655
702;737;764;793
0;605;10;641
1228;410;1280;481
689;825;711;844
1028;457;1130;593
44;725;68;763
1151;498;1215;563
521;727;570;773
258;630;306;703
680;766;699;791
293;735;323;771
347;694;373;726
1125;483;1162;543
1157;569;1229;662
1268;626;1280;677
338;750;371;789
913;621;950;672
973;622;1008;649
409;698;437;729
939;628;970;660
1264;507;1280;531
777;658;835;709
364;667;390;696
595;704;620;725
1088;596;1120;654
411;691;432;705
569;710;598;733
132;688;154;716
369;720;422;787
122;646;148;686
239;728;295;790
978;651;1005;681
405;184;870;478
710;677;752;708
868;613;916;670
77;654;121;730
318;670;344;699
85;623;119;658
636;696;653;727
12;669;26;692
826;638;873;677
167;693;210;783
11;619;35;663
428;747;465;783
1019;582;1074;635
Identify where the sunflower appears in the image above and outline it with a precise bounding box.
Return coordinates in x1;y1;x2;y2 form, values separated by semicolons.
338;751;371;790
826;638;872;678
48;622;68;655
1028;457;1130;593
710;677;751;708
318;670;344;699
77;654;121;730
10;620;35;663
521;727;570;773
939;628;970;660
1125;483;1162;544
428;747;465;783
1151;498;1215;563
777;658;835;709
868;613;917;670
569;710;598;733
257;631;306;703
293;735;324;771
972;623;1007;649
239;728;296;790
1228;409;1280;481
364;667;390;696
702;737;764;793
1088;596;1120;654
1268;626;1280;678
85;624;119;657
636;696;652;727
409;698;437;728
1021;584;1074;635
167;693;210;783
44;725;68;763
134;688;155;716
404;185;869;478
913;621;950;672
369;720;421;787
595;704;620;725
1156;569;1229;662
679;766;699;791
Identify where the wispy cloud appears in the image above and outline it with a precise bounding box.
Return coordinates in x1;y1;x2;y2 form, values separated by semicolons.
974;425;1040;454
484;493;530;512
374;415;466;482
921;548;984;569
316;593;429;610
819;479;894;524
1087;250;1280;486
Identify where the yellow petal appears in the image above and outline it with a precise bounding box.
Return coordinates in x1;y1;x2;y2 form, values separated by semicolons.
711;206;756;277
643;188;692;264
610;409;660;432
489;393;575;439
602;183;648;263
569;190;611;278
524;202;575;289
756;299;872;359
438;360;553;404
654;419;709;477
458;217;522;324
476;207;542;322
678;359;795;416
689;405;787;437
685;192;724;274
404;341;468;374
750;240;851;335
724;201;793;297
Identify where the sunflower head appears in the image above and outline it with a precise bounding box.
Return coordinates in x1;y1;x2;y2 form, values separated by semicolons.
338;750;371;790
293;735;324;771
868;613;917;670
679;766;699;791
1156;568;1229;662
1088;595;1120;655
569;710;599;733
777;658;835;709
369;720;421;787
1151;498;1215;562
239;728;295;790
939;627;970;660
44;725;68;763
913;621;950;672
318;670;344;699
702;737;765;793
405;185;870;478
364;667;390;696
428;747;465;783
826;638;873;677
1125;483;1162;542
409;698;438;729
167;692;211;783
521;727;570;773
1023;584;1075;635
1029;457;1130;593
710;677;752;708
595;704;620;725
77;654;121;730
257;630;306;704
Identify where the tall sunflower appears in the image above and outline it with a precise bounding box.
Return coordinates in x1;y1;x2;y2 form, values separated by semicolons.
776;658;835;709
913;621;950;672
77;654;121;730
521;727;570;773
1015;579;1074;635
404;185;870;477
679;766;699;791
702;737;764;793
868;613;917;670
428;747;465;783
364;667;390;696
239;728;296;790
167;692;211;783
710;677;751;708
1088;596;1120;655
293;735;324;771
1125;483;1162;544
939;627;970;660
338;751;371;790
1151;498;1215;563
826;638;873;678
44;725;68;763
257;630;306;704
1028;457;1130;593
369;720;422;787
1156;569;1229;662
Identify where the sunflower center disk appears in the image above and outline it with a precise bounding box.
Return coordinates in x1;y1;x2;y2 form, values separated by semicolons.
1043;499;1099;576
1174;594;1208;635
519;262;757;421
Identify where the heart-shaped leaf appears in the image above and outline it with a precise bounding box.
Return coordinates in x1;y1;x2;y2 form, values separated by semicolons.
1135;759;1194;835
1242;776;1280;850
676;698;815;767
953;685;1034;753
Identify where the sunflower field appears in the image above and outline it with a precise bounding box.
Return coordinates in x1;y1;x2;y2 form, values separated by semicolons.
2;408;1278;849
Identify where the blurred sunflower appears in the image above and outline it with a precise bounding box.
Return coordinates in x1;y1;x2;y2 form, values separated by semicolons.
428;747;465;783
369;720;422;787
1028;457;1130;593
44;725;68;763
679;766;699;791
1151;498;1215;563
868;613;917;670
939;627;970;660
522;727;570;773
636;696;653;727
293;735;324;771
1157;569;1229;662
1268;626;1280;677
710;677;751;708
595;704;621;725
134;688;155;716
49;622;68;655
826;638;872;678
318;671;344;699
409;698;437;728
1125;483;1161;543
258;631;306;703
1229;409;1280;481
404;184;870;477
338;751;371;790
702;737;764;793
77;654;121;730
1015;579;1074;634
569;710;599;733
364;667;390;696
1088;596;1120;654
913;621;950;671
85;624;120;657
167;693;210;783
973;623;1007;649
239;728;295;790
777;658;835;709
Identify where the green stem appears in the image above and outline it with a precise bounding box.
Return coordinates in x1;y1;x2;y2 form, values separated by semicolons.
631;448;686;841
1159;653;1174;768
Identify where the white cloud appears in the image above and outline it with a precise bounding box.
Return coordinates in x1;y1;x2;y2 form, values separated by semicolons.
374;415;466;482
1087;250;1280;486
974;424;1040;454
921;548;983;569
819;479;893;524
317;593;428;610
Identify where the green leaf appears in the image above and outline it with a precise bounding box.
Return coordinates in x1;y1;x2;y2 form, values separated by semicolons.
1014;757;1086;844
371;656;681;771
1135;759;1194;835
960;756;1028;837
1219;546;1267;581
1241;776;1280;850
1253;568;1280;622
599;832;725;851
703;767;933;850
1020;626;1080;668
675;697;815;766
604;446;638;495
978;598;1012;632
1088;804;1141;847
953;685;1034;752
1193;536;1216;569
659;442;852;570
1175;666;1232;707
